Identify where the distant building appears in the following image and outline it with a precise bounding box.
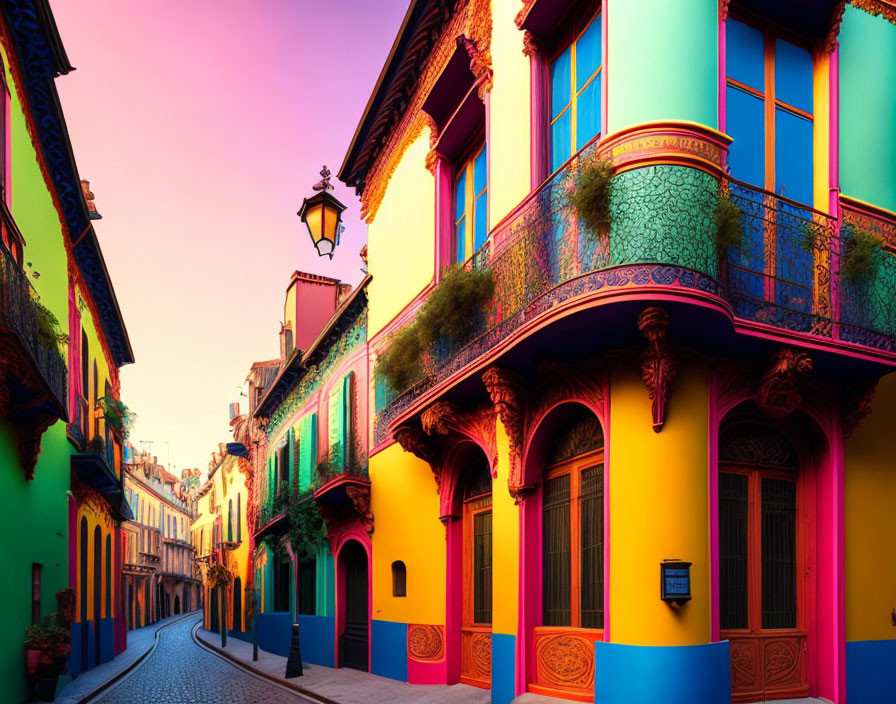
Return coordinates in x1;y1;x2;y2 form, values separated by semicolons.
122;447;199;629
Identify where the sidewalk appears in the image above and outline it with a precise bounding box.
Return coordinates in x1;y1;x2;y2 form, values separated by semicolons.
56;611;198;704
196;626;498;704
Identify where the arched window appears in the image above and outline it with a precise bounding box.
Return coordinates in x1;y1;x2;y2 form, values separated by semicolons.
105;534;112;618
542;407;604;629
391;561;407;597
80;517;88;622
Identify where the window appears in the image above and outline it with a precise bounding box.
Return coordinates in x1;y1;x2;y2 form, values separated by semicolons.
374;373;396;415
298;413;318;490
542;410;604;629
274;553;291;612
550;7;602;173
298;559;316;615
80;330;89;402
328;373;355;471
391;560;407;597
31;563;41;625
454;142;488;263
463;458;492;627
725;18;814;204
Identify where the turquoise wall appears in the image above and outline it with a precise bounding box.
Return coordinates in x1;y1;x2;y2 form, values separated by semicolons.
839;6;896;213
607;0;718;134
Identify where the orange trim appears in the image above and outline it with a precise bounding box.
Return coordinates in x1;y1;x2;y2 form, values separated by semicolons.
763;34;775;191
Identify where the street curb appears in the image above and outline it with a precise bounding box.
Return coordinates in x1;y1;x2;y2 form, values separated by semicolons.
74;611;197;703
191;623;341;704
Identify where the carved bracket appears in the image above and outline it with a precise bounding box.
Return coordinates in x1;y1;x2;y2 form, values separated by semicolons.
346;485;374;534
394;423;443;493
482;367;533;502
638;307;676;432
756;348;812;419
421;400;498;475
841;380;878;439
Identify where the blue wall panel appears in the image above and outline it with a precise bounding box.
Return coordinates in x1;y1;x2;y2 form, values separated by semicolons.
69;622;83;675
847;639;896;704
371;620;407;682
298;615;335;668
491;633;515;704
594;641;730;704
257;612;293;657
99;617;114;664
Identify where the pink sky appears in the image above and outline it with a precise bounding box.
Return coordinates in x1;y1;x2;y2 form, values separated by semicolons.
52;0;407;472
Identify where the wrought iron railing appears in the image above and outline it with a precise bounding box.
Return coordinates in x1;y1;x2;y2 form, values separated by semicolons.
0;243;67;412
375;147;896;442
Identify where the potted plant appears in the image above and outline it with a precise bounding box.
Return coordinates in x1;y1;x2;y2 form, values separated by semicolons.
24;613;70;702
567;157;614;237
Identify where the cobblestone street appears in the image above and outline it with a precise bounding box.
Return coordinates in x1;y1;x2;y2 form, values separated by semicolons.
88;618;318;704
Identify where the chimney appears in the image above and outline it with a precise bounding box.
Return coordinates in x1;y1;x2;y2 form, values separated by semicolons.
279;323;294;367
284;271;342;353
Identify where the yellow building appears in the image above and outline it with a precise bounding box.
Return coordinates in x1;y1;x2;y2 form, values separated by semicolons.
192;437;252;636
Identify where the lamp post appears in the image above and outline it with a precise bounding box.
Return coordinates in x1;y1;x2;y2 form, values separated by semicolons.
297;165;346;259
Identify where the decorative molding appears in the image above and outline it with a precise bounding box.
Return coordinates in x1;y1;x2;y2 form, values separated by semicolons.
514;0;536;29
534;632;595;691
824;1;848;53
345;485;374;534
850;0;896;25
461;630;492;683
408;624;445;662
638;307;676;432
756;349;813;419
719;0;732;22
522;30;541;58
841;380;877;438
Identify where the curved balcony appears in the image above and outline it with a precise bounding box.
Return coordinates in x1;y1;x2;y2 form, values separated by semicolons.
375;124;896;444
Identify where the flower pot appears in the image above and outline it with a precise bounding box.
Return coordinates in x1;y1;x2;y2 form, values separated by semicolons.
25;649;41;678
38;675;58;702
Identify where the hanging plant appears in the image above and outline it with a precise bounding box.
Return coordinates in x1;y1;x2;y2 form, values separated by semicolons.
377;265;494;391
841;224;882;283
287;495;324;560
97;397;136;438
206;563;231;589
567;157;614;236
799;221;827;256
714;190;744;251
31;299;62;350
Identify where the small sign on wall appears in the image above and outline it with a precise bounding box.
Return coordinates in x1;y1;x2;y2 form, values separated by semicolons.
660;560;691;606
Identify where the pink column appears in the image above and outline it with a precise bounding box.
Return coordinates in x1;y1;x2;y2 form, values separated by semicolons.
444;517;462;684
434;156;453;279
529;50;548;189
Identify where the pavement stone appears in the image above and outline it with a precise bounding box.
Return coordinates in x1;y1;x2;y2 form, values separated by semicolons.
55;612;199;704
90;617;315;704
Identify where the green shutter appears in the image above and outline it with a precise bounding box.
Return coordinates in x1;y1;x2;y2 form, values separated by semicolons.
343;373;354;465
328;383;344;470
286;428;294;485
299;414;312;492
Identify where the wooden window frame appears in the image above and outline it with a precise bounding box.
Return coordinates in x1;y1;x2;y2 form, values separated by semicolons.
547;2;603;176
719;461;808;635
542;447;604;629
725;12;815;196
453;133;487;265
462;487;493;628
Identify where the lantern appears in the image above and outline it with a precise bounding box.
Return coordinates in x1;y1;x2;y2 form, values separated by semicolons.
297;165;346;259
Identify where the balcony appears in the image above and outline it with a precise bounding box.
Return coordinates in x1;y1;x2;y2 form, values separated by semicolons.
123;552;158;576
376;128;896;443
0;239;68;475
71;450;133;521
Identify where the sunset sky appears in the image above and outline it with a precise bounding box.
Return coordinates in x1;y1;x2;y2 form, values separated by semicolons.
52;0;407;473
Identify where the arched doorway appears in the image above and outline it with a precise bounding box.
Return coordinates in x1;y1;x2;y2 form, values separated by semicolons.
339;540;369;671
174;595;180;615
209;586;219;632
718;410;813;701
522;404;605;701
459;449;492;688
80;517;88;668
232;577;242;632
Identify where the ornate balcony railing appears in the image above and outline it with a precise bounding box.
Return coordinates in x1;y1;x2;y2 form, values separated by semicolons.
0;242;67;414
375;140;896;443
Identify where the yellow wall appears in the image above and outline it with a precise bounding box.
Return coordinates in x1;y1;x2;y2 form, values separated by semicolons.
370;442;445;624
492;418;520;636
608;357;710;645
489;0;532;226
75;503;116;622
367;132;435;338
844;372;896;642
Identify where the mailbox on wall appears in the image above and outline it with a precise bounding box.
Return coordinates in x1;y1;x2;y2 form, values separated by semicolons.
660;560;691;606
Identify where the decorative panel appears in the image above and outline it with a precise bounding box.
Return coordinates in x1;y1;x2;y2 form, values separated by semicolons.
460;627;491;686
407;624;445;662
531;627;601;699
725;632;807;702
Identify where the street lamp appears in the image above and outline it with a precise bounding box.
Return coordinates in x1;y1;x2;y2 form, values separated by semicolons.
297;165;346;259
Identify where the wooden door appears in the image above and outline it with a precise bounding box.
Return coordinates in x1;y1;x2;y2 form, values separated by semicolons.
461;485;492;687
720;465;808;701
341;541;369;671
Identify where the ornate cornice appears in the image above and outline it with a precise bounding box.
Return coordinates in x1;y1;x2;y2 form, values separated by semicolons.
638;307;676;432
850;0;896;24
